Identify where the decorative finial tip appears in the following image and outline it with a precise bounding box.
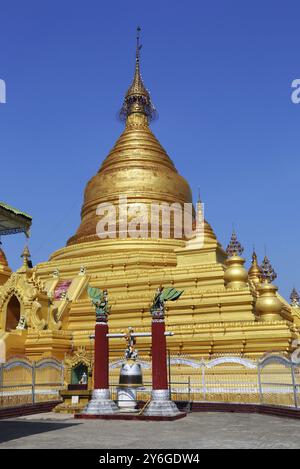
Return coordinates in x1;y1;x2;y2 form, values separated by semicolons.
21;245;31;259
21;244;32;269
119;27;157;123
251;244;257;257
226;231;244;258
260;256;277;283
197;187;201;203
136;26;142;58
290;287;300;307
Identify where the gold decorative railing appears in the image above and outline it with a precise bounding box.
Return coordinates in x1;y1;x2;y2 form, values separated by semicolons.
2;353;300;409
0;358;64;408
109;353;300;408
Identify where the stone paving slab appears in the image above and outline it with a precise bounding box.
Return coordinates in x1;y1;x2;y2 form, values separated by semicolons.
0;412;300;449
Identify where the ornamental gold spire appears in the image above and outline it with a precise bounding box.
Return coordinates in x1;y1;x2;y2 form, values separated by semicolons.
290;288;300;307
259;255;277;283
226;231;244;258
119;27;157;123
248;249;261;285
224;231;248;288
21;244;32;269
255;257;282;321
0;238;11;283
0;239;9;268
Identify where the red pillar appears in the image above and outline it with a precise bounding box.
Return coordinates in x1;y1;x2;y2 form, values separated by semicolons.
94;322;109;390
151;319;168;391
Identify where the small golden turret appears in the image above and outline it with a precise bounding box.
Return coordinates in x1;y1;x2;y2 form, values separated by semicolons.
0;240;12;285
224;231;248;288
187;194;217;247
20;245;32;271
290;288;300;308
248;250;261;286
255;256;282;321
0;242;9;269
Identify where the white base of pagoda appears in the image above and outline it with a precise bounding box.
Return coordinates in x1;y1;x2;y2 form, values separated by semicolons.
143;389;181;417
81;389;118;415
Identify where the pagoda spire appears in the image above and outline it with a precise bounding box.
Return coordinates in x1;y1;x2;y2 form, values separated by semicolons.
0;238;11;284
290;287;300;307
0;238;9;268
119;27;157;122
255;255;283;321
248;249;261;285
226;230;244;258
259;255;277;283
21;244;32;269
224;231;248;288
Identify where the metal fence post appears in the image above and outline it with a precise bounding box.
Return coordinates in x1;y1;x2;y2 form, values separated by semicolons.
258;364;263;405
202;363;206;401
60;362;64;387
168;350;171;400
0;364;3;407
32;361;36;404
291;364;298;408
0;363;3;389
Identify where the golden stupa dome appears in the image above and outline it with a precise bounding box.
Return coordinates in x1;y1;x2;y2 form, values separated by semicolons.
255;256;283;321
68;31;192;246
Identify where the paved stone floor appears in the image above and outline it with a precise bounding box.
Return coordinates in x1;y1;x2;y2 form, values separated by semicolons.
0;411;300;449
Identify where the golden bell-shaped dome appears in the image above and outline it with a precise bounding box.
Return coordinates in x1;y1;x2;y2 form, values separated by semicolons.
68;115;192;245
224;255;248;288
255;256;283;321
255;282;283;321
68;32;192;246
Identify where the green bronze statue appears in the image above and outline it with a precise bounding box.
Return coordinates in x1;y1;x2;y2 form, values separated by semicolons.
150;286;183;319
87;286;110;322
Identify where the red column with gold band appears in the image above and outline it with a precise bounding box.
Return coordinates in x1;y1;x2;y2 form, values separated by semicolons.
94;322;109;390
151;318;168;391
144;287;181;417
81;288;118;415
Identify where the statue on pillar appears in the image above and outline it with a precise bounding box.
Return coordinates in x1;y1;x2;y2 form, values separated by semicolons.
150;286;183;319
144;286;184;417
124;327;138;360
81;286;118;416
87;287;110;322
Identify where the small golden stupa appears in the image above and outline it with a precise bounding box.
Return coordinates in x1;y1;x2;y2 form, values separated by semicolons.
0;30;299;384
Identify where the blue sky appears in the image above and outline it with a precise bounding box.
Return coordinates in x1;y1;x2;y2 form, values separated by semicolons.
0;0;299;299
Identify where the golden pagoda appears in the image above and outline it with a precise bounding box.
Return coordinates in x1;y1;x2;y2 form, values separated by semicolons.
0;29;299;384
